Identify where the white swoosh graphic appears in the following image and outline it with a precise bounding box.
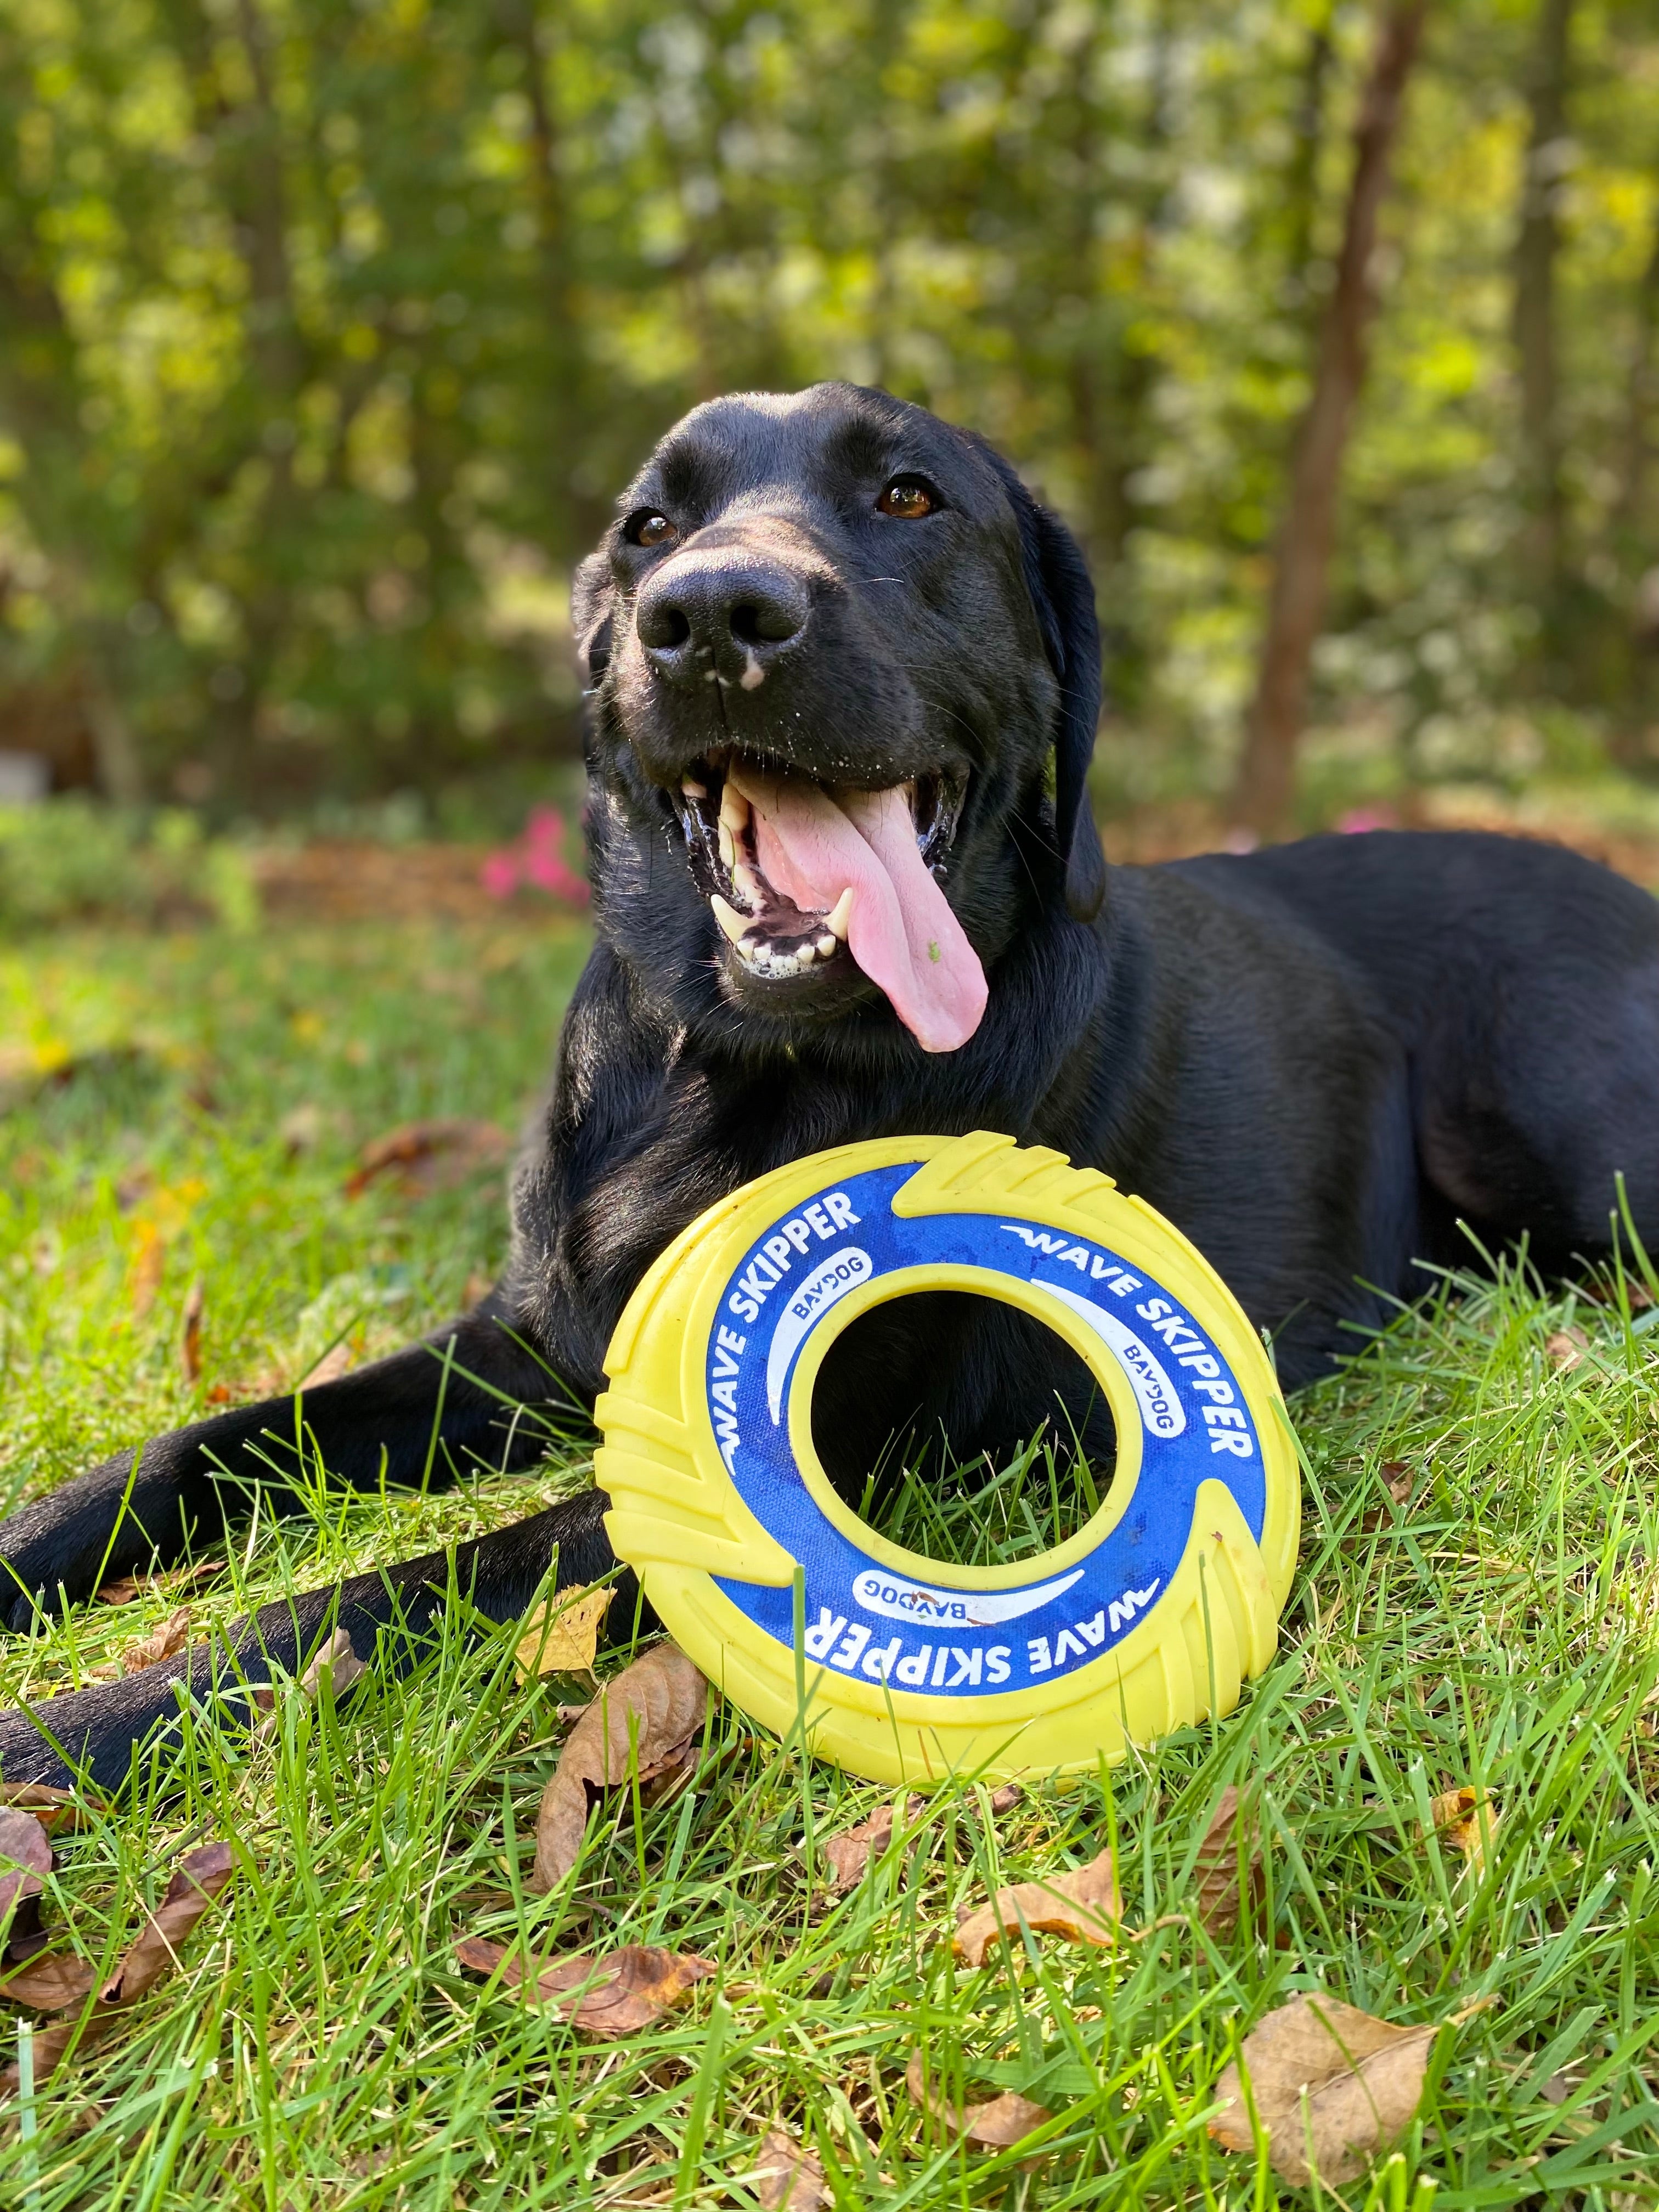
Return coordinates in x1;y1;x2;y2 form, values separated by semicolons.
851;1566;1085;1627
765;1248;874;1421
1040;1284;1187;1438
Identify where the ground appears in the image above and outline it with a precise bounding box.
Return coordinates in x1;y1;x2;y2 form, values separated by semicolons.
1;898;1657;2210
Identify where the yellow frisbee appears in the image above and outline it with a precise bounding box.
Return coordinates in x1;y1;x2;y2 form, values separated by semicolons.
597;1132;1299;1785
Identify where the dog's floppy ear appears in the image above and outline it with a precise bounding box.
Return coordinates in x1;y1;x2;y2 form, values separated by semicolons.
977;445;1106;923
571;549;615;683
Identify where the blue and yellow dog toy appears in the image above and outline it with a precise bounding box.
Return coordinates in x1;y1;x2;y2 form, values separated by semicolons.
597;1132;1297;1784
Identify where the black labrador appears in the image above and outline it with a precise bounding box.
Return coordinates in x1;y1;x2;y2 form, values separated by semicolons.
4;381;1658;1789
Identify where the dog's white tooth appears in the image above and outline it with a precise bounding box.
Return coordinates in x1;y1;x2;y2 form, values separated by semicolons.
826;888;853;940
717;819;735;870
711;895;749;947
816;933;836;957
797;940;816;966
720;782;748;837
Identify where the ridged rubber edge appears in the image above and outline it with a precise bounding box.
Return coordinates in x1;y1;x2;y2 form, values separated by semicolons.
597;1131;1300;1785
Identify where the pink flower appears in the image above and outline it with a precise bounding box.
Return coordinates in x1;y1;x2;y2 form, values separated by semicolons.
1337;805;1398;835
480;850;521;900
479;807;591;907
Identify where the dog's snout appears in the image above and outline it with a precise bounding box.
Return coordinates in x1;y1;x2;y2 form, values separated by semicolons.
635;552;810;683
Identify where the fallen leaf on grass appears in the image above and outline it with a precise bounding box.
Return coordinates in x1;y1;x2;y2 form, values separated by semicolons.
0;1784;101;1835
179;1278;205;1383
0;1952;96;2010
345;1118;514;1199
953;1846;1120;1966
1192;1785;1265;1939
515;1587;613;1681
0;1808;52;1956
121;1605;194;1674
1356;1460;1416;1534
1379;1459;1414;1505
0;1841;234;2091
1210;1993;1470;2187
1424;1786;1498;1874
98;1559;224;1607
454;1937;715;2039
248;1629;368;1734
821;1797;925;1893
129;1221;166;1320
751;2126;830;2209
1545;1326;1588;1373
905;2051;1050;2148
298;1627;367;1700
531;1643;708;1891
297;1340;354;1390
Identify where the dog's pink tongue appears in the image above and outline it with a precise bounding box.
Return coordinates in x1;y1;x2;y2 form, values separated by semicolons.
726;763;987;1052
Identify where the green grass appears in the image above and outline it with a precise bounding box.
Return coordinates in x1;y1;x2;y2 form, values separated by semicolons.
2;910;1658;2210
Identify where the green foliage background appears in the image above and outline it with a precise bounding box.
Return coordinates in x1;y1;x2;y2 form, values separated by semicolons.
0;0;1655;817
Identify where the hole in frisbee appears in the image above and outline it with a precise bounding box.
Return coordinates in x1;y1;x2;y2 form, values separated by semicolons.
809;1288;1120;1568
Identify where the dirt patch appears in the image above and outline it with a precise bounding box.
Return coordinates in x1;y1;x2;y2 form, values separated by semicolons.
250;841;567;925
1101;794;1659;890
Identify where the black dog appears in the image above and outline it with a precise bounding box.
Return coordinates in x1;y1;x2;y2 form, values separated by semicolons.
4;382;1658;1789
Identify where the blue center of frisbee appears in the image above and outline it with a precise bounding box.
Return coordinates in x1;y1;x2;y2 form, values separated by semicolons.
707;1161;1265;1697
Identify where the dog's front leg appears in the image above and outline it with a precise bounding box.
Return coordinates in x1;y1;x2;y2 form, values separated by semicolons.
0;1491;625;1790
0;1303;573;1630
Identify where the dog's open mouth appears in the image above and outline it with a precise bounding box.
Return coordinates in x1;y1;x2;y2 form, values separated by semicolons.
676;751;988;1052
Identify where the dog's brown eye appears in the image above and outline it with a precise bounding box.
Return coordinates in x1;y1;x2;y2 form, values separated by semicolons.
877;478;935;520
628;511;678;548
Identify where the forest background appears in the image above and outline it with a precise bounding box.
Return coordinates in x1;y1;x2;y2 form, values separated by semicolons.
0;0;1657;851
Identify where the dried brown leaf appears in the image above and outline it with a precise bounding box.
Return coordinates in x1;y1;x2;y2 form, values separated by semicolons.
751;2128;830;2210
0;1951;97;2011
98;1559;223;1608
297;1340;354;1390
345;1118;513;1199
1545;1325;1588;1373
986;1783;1024;1815
1192;1785;1265;1939
0;1783;100;1836
0;1808;52;1950
98;1841;235;2008
515;1587;614;1681
905;2052;1050;2148
1210;1993;1455;2186
298;1627;367;1701
530;1643;708;1892
179;1278;205;1384
121;1604;193;1674
821;1796;925;1893
953;1846;1120;1966
0;1840;234;2091
1424;1786;1498;1873
454;1936;715;2039
129;1223;166;1319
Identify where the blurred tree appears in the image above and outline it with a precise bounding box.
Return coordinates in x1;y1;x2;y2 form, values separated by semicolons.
0;0;1654;825
1233;0;1426;839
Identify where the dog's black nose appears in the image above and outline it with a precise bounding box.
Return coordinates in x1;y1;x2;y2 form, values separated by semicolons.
635;551;809;685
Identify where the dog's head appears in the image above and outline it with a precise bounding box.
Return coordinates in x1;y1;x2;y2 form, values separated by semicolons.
574;383;1104;1054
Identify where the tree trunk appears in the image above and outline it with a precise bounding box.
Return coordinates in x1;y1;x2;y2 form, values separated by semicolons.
1231;0;1426;842
1511;0;1575;642
1615;190;1659;543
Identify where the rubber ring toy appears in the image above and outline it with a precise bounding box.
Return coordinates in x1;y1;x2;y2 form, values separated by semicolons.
597;1132;1299;1785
